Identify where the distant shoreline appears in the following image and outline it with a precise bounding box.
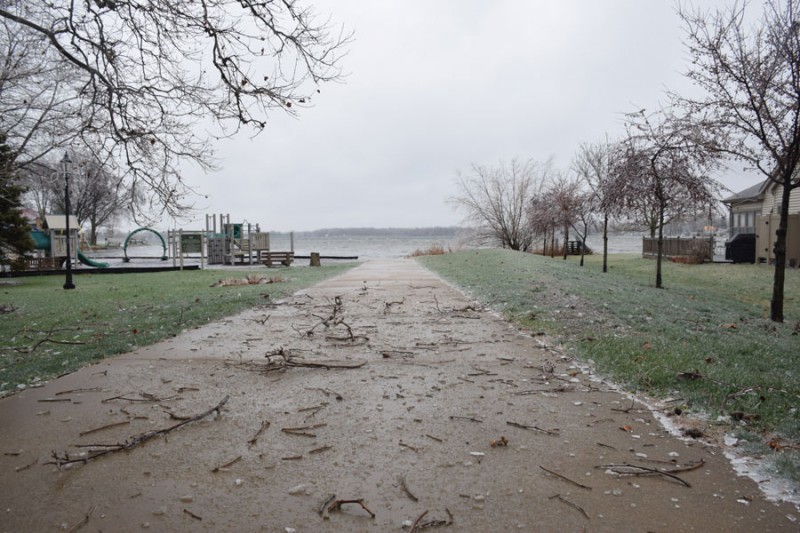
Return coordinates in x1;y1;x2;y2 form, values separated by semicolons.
270;226;466;238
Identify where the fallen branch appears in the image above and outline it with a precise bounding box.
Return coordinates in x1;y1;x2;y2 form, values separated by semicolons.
327;498;376;519
410;508;454;530
598;461;704;487
318;493;375;520
67;505;95;533
306;387;344;400
298;403;327;415
281;423;326;438
514;385;573;395
210;274;283;287
230;354;366;375
55;387;102;396
101;392;179;403
539;466;592;490
408;510;428;533
304;296;345;336
399;475;418;502
384;299;405;314
183;508;203;521
549;494;589;520
15;333;86;354
611;399;637;413
247;420;271;448
318;494;337;518
325;334;370;345
449;415;482;423
212;455;242;473
14;457;38;472
48;396;229;468
309;445;332;455
399;440;419;453
506;421;559;436
381;350;415;360
79;420;131;437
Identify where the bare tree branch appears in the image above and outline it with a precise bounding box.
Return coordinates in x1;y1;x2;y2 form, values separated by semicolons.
0;0;351;220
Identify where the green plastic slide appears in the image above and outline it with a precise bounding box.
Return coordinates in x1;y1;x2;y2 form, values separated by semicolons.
77;250;109;268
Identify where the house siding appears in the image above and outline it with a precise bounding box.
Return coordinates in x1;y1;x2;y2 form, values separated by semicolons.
793;187;800;213
760;184;800;215
751;182;800;265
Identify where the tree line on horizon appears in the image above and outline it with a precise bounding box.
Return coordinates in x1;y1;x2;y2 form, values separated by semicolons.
275;227;465;238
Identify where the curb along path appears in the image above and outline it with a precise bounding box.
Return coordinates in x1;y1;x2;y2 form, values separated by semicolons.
0;259;797;532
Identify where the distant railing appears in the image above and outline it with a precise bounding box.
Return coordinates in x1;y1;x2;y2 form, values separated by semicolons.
642;236;714;262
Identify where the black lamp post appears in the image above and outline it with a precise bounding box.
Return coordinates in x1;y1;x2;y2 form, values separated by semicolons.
62;152;75;290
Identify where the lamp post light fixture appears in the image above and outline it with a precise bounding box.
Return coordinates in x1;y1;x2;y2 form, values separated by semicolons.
62;152;75;290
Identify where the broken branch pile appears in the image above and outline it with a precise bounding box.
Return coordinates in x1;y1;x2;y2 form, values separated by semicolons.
48;395;229;468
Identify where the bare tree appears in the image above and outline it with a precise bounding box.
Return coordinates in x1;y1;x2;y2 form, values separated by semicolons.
573;140;619;272
44;153;139;244
0;0;350;219
566;182;596;267
452;159;548;252
676;0;800;322
528;187;559;257
611;109;723;289
18;161;58;221
548;173;590;262
0;16;81;173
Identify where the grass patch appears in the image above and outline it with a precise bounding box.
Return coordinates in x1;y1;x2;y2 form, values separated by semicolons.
0;264;355;393
420;249;800;440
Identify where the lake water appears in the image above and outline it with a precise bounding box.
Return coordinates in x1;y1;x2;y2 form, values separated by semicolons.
87;231;653;266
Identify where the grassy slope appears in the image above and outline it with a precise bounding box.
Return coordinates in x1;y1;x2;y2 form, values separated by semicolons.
420;250;800;444
0;265;354;393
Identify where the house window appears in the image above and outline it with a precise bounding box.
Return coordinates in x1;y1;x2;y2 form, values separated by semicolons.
732;210;758;235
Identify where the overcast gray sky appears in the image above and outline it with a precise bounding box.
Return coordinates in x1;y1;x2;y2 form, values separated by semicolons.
184;0;760;232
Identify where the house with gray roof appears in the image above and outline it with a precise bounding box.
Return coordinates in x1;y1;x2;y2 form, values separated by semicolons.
722;180;799;265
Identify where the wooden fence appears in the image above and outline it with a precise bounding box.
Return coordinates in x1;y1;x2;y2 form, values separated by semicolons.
642;236;714;262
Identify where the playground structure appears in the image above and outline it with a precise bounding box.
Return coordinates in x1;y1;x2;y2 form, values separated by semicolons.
16;212;295;272
122;227;168;262
168;214;295;268
26;215;110;270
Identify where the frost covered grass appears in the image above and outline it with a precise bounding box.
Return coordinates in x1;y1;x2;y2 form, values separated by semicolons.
0;264;355;394
420;249;800;442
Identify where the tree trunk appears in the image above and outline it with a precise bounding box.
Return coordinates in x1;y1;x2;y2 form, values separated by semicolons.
579;221;587;267
562;225;569;261
770;180;792;322
602;213;609;273
656;205;665;289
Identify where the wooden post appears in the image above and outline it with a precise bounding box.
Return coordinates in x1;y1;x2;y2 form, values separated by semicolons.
310;252;321;267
